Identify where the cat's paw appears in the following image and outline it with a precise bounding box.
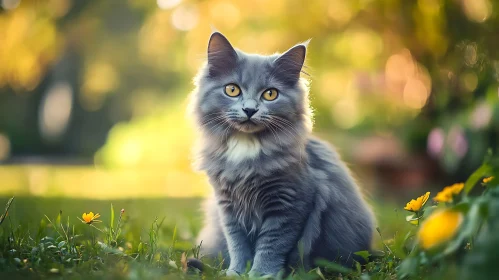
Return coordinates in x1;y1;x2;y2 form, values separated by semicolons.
248;269;276;279
226;269;242;278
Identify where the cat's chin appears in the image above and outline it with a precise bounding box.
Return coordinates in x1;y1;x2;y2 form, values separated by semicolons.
234;122;264;133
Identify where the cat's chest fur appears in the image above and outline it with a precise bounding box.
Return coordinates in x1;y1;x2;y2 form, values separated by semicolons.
224;133;261;163
208;133;297;234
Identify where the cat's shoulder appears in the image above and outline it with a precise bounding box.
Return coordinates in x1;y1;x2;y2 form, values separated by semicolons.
305;136;341;163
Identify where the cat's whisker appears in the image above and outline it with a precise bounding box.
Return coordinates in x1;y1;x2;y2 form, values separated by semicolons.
270;120;305;163
201;115;227;126
207;117;230;135
264;122;283;148
269;116;301;136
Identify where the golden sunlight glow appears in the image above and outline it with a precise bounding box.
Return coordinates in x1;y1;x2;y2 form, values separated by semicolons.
90;101;210;198
417;0;441;15
0;164;210;198
327;0;354;26
319;71;352;103
334;28;383;68
138;11;175;66
0;5;58;90
209;1;241;30
48;0;72;18
82;62;119;111
28;166;50;196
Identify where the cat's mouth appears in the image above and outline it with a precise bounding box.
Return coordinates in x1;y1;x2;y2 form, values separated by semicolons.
234;119;264;133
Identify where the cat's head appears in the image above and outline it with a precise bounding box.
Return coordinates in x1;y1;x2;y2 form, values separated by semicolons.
191;32;312;141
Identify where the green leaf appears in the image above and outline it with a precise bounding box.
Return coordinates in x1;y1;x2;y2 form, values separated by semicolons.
58;241;66;248
315;259;353;274
55;210;61;226
397;256;418;279
360;273;371;280
354;250;371;262
172;225;177;244
110;203;115;231
406;214;420;225
97;241;127;257
312;267;326;280
465;163;491;194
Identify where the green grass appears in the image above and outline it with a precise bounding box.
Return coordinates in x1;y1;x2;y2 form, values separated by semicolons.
0;196;413;279
1;163;497;280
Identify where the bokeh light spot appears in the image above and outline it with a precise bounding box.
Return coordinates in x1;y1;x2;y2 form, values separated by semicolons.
82;62;119;111
470;102;492;130
427;128;444;158
448;125;468;158
39;82;74;141
403;78;429;109
209;1;241;29
418;0;441;15
332;98;361;129
461;72;478;92
171;4;198;31
157;0;181;10
385;50;415;92
327;0;354;26
0;133;11;161
462;0;492;23
464;43;478;66
1;0;20;10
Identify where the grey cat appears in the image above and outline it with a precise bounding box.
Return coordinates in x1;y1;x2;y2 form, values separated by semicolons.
190;32;375;277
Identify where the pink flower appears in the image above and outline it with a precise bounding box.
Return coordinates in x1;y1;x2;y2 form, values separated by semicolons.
427;128;445;158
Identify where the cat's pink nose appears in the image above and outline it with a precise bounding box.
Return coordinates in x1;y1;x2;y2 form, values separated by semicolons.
242;108;258;118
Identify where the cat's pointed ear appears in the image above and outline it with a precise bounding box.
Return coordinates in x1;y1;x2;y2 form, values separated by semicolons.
274;40;309;85
207;32;238;77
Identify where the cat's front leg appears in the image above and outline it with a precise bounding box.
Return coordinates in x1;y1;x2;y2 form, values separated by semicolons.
220;211;253;275
250;215;302;276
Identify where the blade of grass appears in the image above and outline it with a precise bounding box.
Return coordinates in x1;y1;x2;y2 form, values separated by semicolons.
0;196;14;226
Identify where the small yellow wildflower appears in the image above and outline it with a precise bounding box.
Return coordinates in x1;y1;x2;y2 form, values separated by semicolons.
433;183;464;203
404;192;430;212
81;212;101;224
418;209;463;250
483;176;494;184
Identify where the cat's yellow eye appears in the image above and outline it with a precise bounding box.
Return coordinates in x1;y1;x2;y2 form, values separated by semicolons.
262;89;278;101
224;84;241;97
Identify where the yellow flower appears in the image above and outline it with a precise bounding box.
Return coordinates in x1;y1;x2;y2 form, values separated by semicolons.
433;183;464;203
82;212;101;224
483;176;494;184
404;192;430;212
418;209;463;249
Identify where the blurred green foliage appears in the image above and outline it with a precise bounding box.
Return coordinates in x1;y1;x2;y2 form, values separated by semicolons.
0;0;498;195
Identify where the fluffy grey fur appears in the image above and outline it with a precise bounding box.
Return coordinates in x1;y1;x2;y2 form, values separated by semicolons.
190;32;375;277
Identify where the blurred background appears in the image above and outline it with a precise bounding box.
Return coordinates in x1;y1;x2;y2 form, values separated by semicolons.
0;0;498;203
